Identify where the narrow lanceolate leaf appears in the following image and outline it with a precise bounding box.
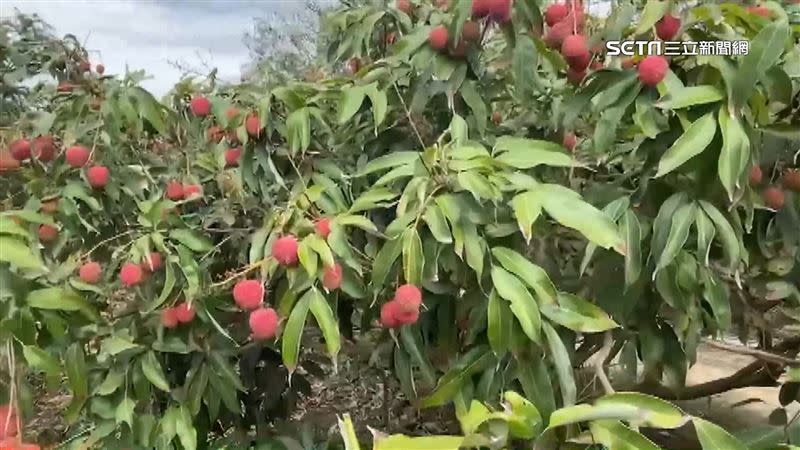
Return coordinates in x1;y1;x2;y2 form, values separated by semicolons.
543;323;576;407
589;421;661;450
399;326;437;386
701;271;732;331
337;414;362;450
656;85;724;110
338;84;367;124
297;237;319;277
487;290;512;357
594;392;687;428
620;210;642;288
698;200;741;270
540;293;618;333
356;151;420;177
580;197;630;276
65;343;88;399
168;229;213;252
731;20;791;111
694;207;716;266
140;351;170;392
491;247;557;305
634;0;669;35
422;203;452;244
371;236;403;288
462;221;485;279
282;290;313;373
655;202;697;273
717;107;750;200
0;236;44;269
494;137;574;169
307;234;335;268
402;227;424;285
693;417;749;450
421;346;495;408
535;184;625;254
374;435;465;450
491;266;542;344
654;112;717;178
309;288;341;369
22;345;60;377
510;191;542;244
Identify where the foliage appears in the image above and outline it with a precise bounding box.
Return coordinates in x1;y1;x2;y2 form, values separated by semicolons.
1;0;800;449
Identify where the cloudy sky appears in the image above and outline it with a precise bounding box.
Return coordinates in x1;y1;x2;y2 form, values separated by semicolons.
0;0;317;95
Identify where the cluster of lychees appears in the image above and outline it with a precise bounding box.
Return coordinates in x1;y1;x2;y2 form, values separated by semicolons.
749;166;800;211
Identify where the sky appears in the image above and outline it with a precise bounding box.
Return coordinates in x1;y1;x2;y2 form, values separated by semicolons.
0;0;317;96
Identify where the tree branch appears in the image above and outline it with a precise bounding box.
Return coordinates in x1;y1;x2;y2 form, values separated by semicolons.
700;338;800;366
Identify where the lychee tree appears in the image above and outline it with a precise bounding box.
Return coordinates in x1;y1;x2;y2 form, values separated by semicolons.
1;0;800;449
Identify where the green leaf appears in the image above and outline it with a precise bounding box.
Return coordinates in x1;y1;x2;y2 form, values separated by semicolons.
94;368;124;396
701;271;732;331
287;107;311;154
693;417;748;450
717;107;750;200
494;137;574;169
371;236;403;288
356;151;419;177
282;289;312;373
463;222;485;279
491;265;541;344
365;83;387;130
698;201;741;270
621;210;642;287
510;192;542;244
336;214;379;233
634;0;669;35
487;290;512;357
422;204;452;244
656;202;697;273
0;216;31;240
517;356;556;420
338;85;367;124
298;237;319;277
399;326;437;387
146;261;176;312
208;352;245;392
491;247;557;305
460;80;487;134
23;345;60;377
656;86;724;110
176;245;201;300
374;435;464;450
421;347;495;408
100;335;141;356
654;112;717;178
731;20;791;110
457;171;497;201
309;288;341;367
595;392;687;428
541;293;618;333
175;405;198;450
115;396;136;428
140;351;170;392
589;420;662;450
535;184;625;254
65;343;88;399
0;236;43;269
27;287;96;318
169;229;213;253
337;415;361;450
694;207;716;266
543;322;576;407
349;187;398;213
401;227;424;285
513;34;540;100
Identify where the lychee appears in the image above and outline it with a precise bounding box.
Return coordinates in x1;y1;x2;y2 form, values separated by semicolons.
315;218;332;239
161;308;179;329
492;111;502;125
429;25;449;51
394;284;422;312
637;55;668;87
120;262;143;287
10;139;31;161
79;60;91;72
57;81;74;93
749;165;763;186
38;224;58;243
0;151;20;171
166;181;184;200
397;0;412;14
347;57;361;75
190;96;211;117
225;106;239;121
590;60;603;70
249;307;279;340
174;302;196;323
545;3;569;26
385;31;397;45
65;145;90;167
544;22;571;48
0;404;18;438
380;301;401;329
322;263;343;291
747;6;771;17
208;126;224;143
272;235;299;266
566;67;586;85
245;114;261;137
563;132;577;151
184;184;202;200
86;165;110;189
32;135;56;162
486;0;512;23
224;148;242;168
567;51;591;71
763;186;785;210
462;21;481;42
95;64;105;75
233;279;264;310
395;306;420;325
655;14;681;40
783;169;800;192
142;252;163;272
561;34;588;58
79;261;102;284
472;0;489;17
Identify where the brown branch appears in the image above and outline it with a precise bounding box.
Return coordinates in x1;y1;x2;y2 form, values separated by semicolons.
701;338;800;366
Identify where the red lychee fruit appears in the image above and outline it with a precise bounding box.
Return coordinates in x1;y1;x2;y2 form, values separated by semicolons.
79;60;91;72
184;184;202;200
544;22;571;48
272;235;299;266
142;252;163;272
563;132;577;151
492;111;502;125
120;262;143;287
747;6;771;17
249;307;279;340
322;263;343;291
637;55;668;87
462;21;481;42
397;0;412;14
65;145;90;167
166;181;184;200
0;404;18;438
57;81;74;93
395;306;420;325
783;169;800;192
225;106;239;121
190;96;211;117
38;224;58;243
161;308;179;329
561;34;588;58
749;165;763;186
763;186;785;210
315;217;332;239
86;165;110;189
174;302;196;324
245;114;261;138
486;0;512;23
95;64;105;75
224;148;242;168
32;135;56;162
545;3;569;26
385;31;397;45
79;261;102;284
449;39;468;58
394;284;422;312
0;151;20;171
429;25;449;51
233;279;264;310
10;139;31;161
655;14;681;40
566;67;586;85
472;0;489;17
590;60;603;70
347;57;361;75
380;301;402;329
208;125;224;143
566;51;591;71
